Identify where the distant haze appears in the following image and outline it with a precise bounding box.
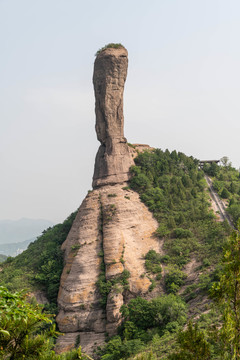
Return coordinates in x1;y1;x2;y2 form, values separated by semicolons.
1;0;239;223
0;218;54;244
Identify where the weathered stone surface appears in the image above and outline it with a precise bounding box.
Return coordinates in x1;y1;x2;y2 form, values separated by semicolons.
55;332;105;355
32;290;49;305
56;46;161;356
56;184;160;353
92;47;134;188
106;289;124;336
57;191;106;335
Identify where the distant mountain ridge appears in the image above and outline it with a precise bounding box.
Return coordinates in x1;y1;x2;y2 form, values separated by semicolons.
0;237;36;257
0;218;54;245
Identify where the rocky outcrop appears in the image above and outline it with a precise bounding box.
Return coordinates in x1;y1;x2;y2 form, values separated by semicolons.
56;46;161;355
92;47;134;188
56;185;160;353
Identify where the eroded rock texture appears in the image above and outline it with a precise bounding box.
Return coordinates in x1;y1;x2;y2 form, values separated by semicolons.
56;185;160;354
56;46;161;355
92;47;134;188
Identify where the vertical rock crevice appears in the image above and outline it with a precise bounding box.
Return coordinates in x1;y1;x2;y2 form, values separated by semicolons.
56;192;107;354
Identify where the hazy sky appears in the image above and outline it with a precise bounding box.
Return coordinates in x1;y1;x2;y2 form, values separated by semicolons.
1;0;240;223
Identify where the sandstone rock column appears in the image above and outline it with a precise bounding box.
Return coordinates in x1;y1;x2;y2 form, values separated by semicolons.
92;46;134;188
56;46;161;355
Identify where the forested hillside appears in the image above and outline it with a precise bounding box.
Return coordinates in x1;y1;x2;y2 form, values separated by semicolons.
0;211;77;312
1;149;240;359
130;149;230;269
204;157;240;226
98;149;239;359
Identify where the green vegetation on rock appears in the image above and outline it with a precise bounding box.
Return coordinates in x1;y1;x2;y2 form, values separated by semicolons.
95;43;125;56
96;264;130;307
164;266;187;294
99;294;187;360
144;250;162;275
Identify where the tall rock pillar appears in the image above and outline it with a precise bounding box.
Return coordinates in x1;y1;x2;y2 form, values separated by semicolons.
56;45;160;356
92;46;134;188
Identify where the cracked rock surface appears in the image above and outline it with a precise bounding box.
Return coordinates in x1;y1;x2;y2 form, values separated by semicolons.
56;185;160;354
56;47;161;355
92;47;134;188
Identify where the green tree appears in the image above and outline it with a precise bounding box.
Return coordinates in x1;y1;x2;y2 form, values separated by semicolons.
0;286;57;359
211;223;240;359
100;336;144;360
221;156;231;168
207;162;219;177
220;188;230;199
164;267;187;294
227;205;240;226
230;182;238;194
168;321;211;359
120;295;186;332
0;287;92;360
130;172;151;191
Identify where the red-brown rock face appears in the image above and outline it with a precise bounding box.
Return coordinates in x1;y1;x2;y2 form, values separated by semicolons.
56;46;160;355
92;47;134;188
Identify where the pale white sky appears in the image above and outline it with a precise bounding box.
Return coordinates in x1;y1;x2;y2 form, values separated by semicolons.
1;0;240;223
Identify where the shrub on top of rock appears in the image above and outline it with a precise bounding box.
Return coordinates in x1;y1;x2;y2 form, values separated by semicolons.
95;43;125;56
